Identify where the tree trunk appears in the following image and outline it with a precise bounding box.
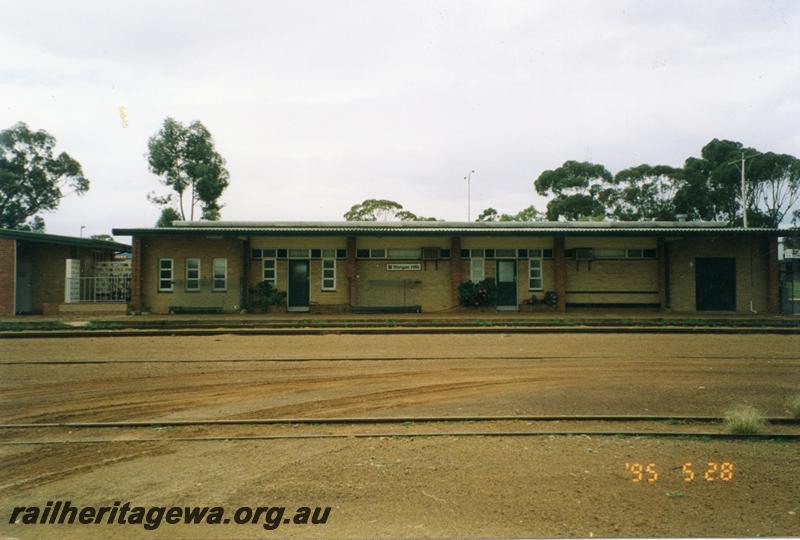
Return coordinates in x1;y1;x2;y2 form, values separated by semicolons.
178;192;186;221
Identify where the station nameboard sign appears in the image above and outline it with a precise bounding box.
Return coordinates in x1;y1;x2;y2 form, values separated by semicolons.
387;263;422;271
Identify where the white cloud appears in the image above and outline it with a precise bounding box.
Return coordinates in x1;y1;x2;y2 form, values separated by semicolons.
1;0;798;237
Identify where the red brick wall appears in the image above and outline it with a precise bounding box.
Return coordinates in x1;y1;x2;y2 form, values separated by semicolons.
346;236;357;307
553;237;566;313
0;238;15;315
767;236;779;314
450;237;462;308
26;242;71;311
130;237;142;312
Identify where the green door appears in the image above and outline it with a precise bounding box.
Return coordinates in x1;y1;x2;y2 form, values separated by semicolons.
288;260;310;312
695;257;736;311
496;260;517;310
15;257;32;314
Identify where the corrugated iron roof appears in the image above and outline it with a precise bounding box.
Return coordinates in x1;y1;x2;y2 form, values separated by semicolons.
170;220;731;229
0;228;130;250
112;220;799;237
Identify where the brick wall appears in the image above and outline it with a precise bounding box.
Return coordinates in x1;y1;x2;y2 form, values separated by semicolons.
459;258;556;305
668;236;768;313
248;236;350;309
0;238;15;315
130;237;142;312
140;236;244;313
26;242;71;311
449;237;461;308
355;237;451;310
564;259;659;305
460;236;557;307
767;237;779;314
561;236;659;307
356;259;452;310
553;237;566;312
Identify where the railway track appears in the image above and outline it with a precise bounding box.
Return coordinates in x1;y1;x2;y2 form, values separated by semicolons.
2;325;800;338
3;432;799;445
1;354;798;365
2;416;798;445
0;414;798;428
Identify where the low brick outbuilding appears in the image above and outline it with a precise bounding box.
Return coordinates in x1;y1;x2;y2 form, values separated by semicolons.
0;229;130;315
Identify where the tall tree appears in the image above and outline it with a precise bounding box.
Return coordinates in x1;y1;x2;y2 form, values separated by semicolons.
156;207;182;227
344;199;437;221
610;164;682;221
748;152;800;227
674;139;760;224
509;205;544;221
533;161;615;221
673;139;800;226
147;117;229;221
0;122;89;231
476;205;544;222
476;207;500;222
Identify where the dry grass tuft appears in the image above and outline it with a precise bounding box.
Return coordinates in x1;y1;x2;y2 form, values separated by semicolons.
787;394;800;419
724;405;767;435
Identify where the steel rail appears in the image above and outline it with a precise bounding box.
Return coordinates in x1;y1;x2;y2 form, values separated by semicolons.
2;431;800;446
2;326;800;339
0;354;625;365
1;415;798;429
1;354;797;365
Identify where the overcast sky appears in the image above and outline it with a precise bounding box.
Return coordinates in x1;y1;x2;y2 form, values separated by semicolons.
2;0;799;239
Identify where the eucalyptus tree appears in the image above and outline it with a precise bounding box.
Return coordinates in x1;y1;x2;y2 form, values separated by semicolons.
344;199;436;221
0;122;89;231
476;205;544;222
147;117;229;221
533;160;614;221
610;164;682;221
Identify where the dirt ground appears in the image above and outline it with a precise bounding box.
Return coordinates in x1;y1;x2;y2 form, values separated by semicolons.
1;333;799;538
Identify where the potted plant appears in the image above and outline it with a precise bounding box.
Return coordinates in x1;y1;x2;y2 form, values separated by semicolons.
519;294;540;312
542;290;558;307
249;281;288;313
458;278;498;310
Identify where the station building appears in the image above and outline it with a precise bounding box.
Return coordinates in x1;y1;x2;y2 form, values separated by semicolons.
112;221;799;315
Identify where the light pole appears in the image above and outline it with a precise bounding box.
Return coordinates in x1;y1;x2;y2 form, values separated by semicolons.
464;169;475;221
80;225;86;238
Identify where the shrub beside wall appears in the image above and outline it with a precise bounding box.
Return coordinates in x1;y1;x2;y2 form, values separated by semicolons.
458;279;498;307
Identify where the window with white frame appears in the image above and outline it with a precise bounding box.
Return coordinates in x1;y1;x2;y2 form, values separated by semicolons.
185;258;200;291
528;258;543;290
158;259;173;291
321;259;336;290
212;258;227;291
262;259;276;287
470;258;485;282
